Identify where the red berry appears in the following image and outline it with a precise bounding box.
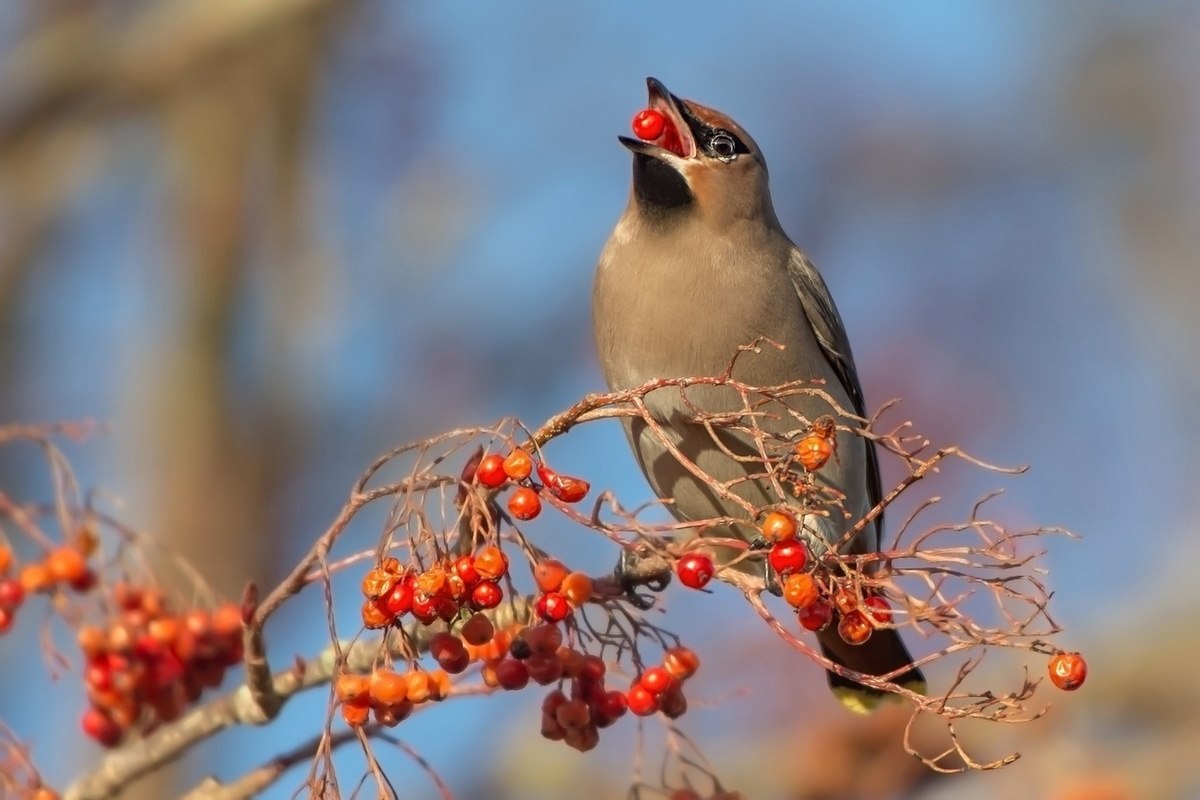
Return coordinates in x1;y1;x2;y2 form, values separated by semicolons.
81;707;122;748
768;541;809;576
579;654;606;682
384;575;414;617
459;612;494;646
526;652;564;685
452;555;480;586
507;487;542;521
470;580;503;610
639;666;676;696
626;684;659;716
798;600;833;632
658;683;688;719
542;688;568;716
537;464;590;503
555;698;592;729
0;578;24;611
410;592;439;624
632;108;666;141
476;454;508;488
864;595;893;623
596;689;628;722
535;591;571;623
494;658;530;691
1048;652;1087;691
0;607;14;634
676;553;714;589
502;448;534;481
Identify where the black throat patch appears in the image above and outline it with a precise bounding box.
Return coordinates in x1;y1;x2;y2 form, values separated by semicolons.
632;153;693;214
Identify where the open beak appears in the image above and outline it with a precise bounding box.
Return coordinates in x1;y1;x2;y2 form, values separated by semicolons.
618;77;698;160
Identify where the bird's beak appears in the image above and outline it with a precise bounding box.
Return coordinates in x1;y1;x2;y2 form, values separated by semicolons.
618;77;698;161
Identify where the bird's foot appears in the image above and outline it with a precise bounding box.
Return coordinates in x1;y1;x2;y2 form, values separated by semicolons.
613;548;671;610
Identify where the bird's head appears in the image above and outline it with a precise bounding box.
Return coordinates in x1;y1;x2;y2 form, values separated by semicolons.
619;77;775;229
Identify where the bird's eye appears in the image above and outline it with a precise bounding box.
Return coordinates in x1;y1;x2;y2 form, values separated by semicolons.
709;132;738;161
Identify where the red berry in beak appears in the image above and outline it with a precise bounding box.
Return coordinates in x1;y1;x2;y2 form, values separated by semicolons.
632;108;666;141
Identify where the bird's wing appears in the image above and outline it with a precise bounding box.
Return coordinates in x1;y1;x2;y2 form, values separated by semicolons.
786;248;884;548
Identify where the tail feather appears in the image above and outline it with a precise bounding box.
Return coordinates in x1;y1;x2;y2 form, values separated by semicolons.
819;626;925;714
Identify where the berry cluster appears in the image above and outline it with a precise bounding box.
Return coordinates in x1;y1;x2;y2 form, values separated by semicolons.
0;541;97;633
625;646;699;718
359;547;510;630
335;666;454;727
339;592;703;755
671;510;897;648
473;447;591;523
531;557;593;623
78;588;244;747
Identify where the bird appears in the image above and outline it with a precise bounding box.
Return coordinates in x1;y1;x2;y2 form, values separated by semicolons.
592;77;925;713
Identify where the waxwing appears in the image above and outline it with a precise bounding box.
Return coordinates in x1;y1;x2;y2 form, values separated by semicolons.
593;77;925;712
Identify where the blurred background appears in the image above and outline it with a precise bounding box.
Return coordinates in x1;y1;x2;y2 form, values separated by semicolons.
1;1;1198;798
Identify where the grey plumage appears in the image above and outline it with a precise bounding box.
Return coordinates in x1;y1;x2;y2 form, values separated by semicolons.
593;77;923;711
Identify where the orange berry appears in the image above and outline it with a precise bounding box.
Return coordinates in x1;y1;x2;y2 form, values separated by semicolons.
502;448;534;481
796;434;833;472
782;573;819;609
837;610;873;646
663;646;701;681
405;670;433;703
472;546;509;580
369;668;408;707
0;545;12;574
46;546;88;585
360;598;391;630
334;672;370;704
428;668;452;700
761;511;797;543
360;567;395;600
832;587;858;615
19;562;53;593
341;701;370;727
480;627;513;663
560;571;594;607
1048;651;1087;691
533;559;569;593
507;487;542;521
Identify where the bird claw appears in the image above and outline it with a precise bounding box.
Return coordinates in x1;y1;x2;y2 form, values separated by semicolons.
613;548;671;610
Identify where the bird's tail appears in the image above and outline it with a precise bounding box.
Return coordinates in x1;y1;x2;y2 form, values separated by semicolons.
818;626;926;714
